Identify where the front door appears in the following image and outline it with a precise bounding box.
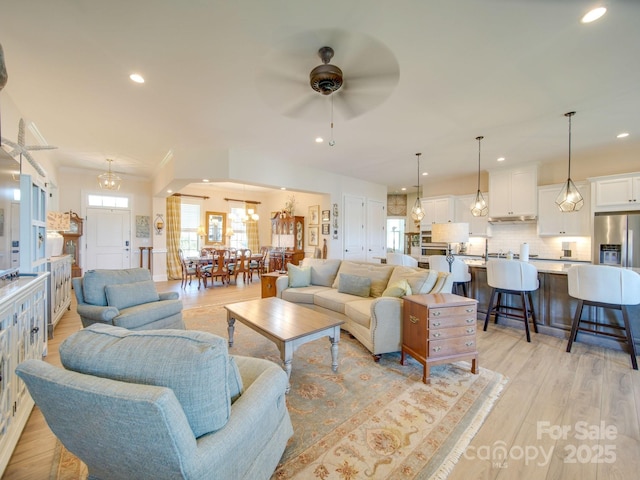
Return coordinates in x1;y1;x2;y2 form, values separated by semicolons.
85;208;131;270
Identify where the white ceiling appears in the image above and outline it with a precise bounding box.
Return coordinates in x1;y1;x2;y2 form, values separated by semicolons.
1;0;638;194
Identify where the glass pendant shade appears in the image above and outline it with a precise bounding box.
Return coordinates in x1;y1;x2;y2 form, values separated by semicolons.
555;178;584;212
471;136;488;217
555;111;583;212
410;153;425;221
97;159;122;191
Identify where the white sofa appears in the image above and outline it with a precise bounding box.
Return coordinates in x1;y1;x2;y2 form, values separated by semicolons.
276;258;452;360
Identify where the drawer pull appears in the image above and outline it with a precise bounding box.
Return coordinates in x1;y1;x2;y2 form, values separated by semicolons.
465;341;474;347
466;318;474;324
409;315;419;324
432;311;441;317
433;332;441;338
466;328;475;334
465;308;474;312
433;346;442;352
432;321;441;327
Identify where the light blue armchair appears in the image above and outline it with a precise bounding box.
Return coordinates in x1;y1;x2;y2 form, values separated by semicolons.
72;268;184;330
16;324;293;480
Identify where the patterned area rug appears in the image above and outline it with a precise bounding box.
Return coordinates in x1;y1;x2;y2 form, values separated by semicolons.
51;304;506;480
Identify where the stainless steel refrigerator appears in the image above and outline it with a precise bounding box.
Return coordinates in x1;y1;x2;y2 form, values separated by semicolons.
593;212;640;267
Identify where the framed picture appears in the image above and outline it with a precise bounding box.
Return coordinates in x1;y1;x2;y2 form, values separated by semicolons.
321;209;330;222
308;205;320;225
322;223;330;235
309;226;319;246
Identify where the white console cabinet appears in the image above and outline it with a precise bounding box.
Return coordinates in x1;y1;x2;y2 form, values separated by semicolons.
0;274;48;476
47;255;72;338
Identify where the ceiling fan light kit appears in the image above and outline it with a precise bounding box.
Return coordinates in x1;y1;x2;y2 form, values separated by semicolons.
555;111;584;212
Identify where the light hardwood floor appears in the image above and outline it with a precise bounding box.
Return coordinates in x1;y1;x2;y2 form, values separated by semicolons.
3;278;639;480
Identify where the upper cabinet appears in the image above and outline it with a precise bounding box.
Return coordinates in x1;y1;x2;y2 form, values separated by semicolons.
420;196;455;231
454;194;490;237
591;173;640;212
537;183;591;236
488;165;538;218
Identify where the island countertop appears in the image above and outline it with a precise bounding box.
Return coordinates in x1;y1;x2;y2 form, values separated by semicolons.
460;258;640;275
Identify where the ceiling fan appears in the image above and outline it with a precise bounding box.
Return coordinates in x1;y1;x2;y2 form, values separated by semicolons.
256;29;400;121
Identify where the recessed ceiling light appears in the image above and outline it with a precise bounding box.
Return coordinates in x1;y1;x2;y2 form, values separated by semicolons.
422;172;428;176
497;157;505;162
202;179;210;182
129;73;145;83
280;187;286;190
581;7;606;23
617;132;629;138
167;189;172;193
401;187;407;191
315;137;323;143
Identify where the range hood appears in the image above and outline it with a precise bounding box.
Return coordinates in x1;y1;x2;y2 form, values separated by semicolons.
488;215;537;225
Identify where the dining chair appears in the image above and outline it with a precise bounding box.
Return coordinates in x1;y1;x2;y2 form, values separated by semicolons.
250;246;269;278
199;249;230;288
178;249;197;288
228;248;252;284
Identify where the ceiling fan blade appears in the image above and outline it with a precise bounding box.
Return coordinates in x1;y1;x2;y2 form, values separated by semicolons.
282;94;326;120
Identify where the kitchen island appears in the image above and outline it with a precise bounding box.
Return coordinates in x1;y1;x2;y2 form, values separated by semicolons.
462;258;640;350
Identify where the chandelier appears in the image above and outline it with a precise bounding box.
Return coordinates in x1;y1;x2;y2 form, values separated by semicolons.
98;159;122;191
410;153;425;222
471;136;488;216
555;111;584;212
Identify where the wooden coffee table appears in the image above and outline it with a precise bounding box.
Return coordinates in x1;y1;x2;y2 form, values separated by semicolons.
225;297;344;392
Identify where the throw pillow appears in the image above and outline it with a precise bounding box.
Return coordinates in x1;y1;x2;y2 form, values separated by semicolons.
382;279;413;297
388;267;439;294
331;261;394;297
105;280;159;310
288;263;311;288
337;273;371;297
301;258;342;286
60;324;241;438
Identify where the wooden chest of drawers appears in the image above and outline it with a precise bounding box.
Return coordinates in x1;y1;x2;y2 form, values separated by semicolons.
401;293;478;383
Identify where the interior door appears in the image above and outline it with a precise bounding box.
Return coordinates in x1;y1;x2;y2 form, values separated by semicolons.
343;194;365;261
366;199;386;263
85;208;131;270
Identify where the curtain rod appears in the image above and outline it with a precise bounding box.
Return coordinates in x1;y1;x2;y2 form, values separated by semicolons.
224;197;261;205
172;193;210;200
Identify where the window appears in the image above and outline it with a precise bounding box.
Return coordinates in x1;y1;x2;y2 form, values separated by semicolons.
386;218;405;253
180;203;201;257
228;201;247;249
88;194;129;208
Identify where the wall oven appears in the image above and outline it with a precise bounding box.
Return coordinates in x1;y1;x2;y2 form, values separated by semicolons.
421;231;447;257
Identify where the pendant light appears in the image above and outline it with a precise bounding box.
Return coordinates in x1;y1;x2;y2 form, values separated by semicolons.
471;136;488;217
555;111;584;212
410;153;425;221
98;159;122;191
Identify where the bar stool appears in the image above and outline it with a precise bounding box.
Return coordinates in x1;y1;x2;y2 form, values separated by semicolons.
484;259;539;342
429;255;471;296
566;265;639;370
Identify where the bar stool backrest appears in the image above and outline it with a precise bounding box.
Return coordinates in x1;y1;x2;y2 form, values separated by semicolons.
386;253;418;267
486;259;539;292
428;255;471;283
568;265;640;306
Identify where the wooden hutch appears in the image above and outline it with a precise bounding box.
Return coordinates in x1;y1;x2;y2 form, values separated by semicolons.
269;213;304;272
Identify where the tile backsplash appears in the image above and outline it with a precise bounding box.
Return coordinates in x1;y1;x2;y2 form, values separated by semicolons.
463;223;592;261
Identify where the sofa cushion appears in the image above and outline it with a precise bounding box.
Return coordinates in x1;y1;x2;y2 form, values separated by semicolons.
344;299;374;328
281;285;331;304
82;268;153;306
113;299;183;330
314;289;362;314
332;261;394;297
337;273;371;297
105;280;160;310
60;323;240;438
388;267;439;294
301;258;342;287
287;263;311;288
382;279;413;297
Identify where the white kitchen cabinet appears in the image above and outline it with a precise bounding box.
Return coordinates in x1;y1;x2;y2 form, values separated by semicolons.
488;165;538;217
592;173;640;211
538;183;591;236
420;196;455;231
455;194;490;236
0;274;48;476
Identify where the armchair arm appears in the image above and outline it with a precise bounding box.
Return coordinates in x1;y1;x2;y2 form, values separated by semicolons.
158;291;179;301
76;304;120;323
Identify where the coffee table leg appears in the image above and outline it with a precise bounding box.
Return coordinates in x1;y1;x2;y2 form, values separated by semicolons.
227;315;236;347
329;328;340;372
283;358;292;394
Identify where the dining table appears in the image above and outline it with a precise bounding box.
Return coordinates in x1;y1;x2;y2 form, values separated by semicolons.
187;253;264;287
